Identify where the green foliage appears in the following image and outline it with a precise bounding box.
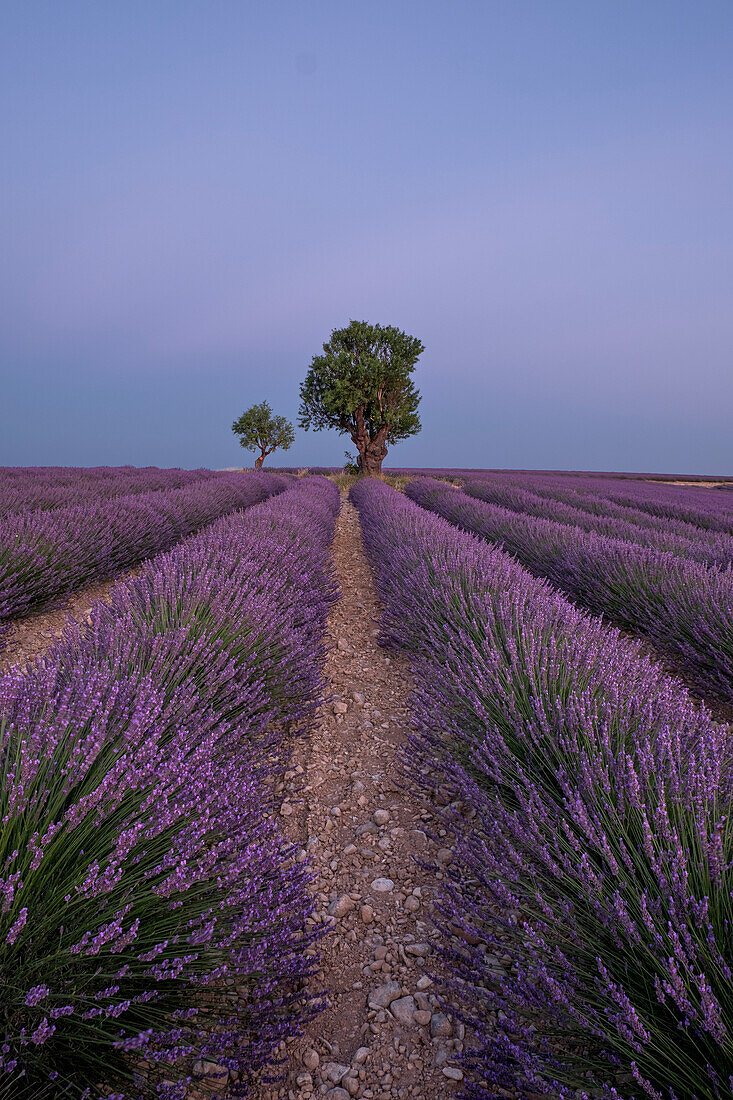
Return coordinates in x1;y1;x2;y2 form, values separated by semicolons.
343;451;360;476
232;402;295;466
299;320;423;473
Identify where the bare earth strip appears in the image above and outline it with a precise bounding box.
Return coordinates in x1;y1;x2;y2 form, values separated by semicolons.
0;571;138;671
0;499;466;1097
258;496;462;1100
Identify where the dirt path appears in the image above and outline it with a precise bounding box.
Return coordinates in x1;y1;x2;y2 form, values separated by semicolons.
258;496;462;1100
0;572;137;670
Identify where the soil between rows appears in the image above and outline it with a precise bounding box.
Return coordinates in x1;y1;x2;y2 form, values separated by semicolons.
254;495;462;1100
0;570;138;671
0;498;465;1097
2;489;731;1098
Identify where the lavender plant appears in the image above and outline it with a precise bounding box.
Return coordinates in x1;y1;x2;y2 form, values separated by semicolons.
351;477;733;1100
0;476;339;1097
0;466;224;515
497;472;733;535
0;471;286;624
406;477;733;706
465;478;733;566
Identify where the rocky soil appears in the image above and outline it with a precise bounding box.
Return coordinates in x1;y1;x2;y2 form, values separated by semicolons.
0;497;465;1098
253;495;462;1100
0;571;137;671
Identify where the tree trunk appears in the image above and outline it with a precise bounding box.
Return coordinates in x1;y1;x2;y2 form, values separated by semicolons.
357;437;388;477
352;409;389;477
254;454;264;469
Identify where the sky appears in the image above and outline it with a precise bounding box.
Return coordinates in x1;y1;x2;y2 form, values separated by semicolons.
2;1;732;473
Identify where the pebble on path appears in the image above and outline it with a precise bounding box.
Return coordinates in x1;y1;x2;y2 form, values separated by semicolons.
250;494;462;1100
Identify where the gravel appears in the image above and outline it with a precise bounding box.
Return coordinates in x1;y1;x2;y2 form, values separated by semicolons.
251;496;463;1100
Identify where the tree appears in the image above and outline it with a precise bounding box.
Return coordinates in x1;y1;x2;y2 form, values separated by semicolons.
231;401;295;468
299;320;423;476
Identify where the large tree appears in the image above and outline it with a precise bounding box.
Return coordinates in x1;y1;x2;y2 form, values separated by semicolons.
299;320;423;476
231;401;295;468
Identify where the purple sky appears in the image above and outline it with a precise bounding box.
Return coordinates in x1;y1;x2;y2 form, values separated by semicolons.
2;1;732;472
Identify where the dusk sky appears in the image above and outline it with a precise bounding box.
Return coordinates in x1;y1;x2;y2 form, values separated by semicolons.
2;2;732;473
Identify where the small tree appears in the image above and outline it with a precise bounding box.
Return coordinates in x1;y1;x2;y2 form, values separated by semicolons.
298;320;423;476
231;401;295;468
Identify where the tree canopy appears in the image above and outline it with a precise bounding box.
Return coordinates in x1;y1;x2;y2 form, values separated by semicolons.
298;320;423;475
231;401;295;468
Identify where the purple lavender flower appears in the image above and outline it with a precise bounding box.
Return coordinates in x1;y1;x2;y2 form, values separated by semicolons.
0;470;288;624
0;476;339;1097
351;477;733;1100
406;475;733;706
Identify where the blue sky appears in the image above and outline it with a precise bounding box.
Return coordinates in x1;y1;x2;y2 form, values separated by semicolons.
2;1;732;472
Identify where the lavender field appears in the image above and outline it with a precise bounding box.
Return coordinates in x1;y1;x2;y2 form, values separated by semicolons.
2;465;733;1099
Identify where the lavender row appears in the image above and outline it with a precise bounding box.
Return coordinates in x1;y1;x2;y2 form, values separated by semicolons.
586;478;733;532
0;466;226;515
489;474;733;540
463;468;733;483
464;477;733;566
351;477;733;1099
381;468;733;486
0;475;340;1098
406;477;733;706
0;471;286;625
498;471;733;534
390;469;733;538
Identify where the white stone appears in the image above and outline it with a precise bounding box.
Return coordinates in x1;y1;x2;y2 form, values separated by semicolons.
368;980;401;1008
371;877;394;892
430;1012;452;1038
323;1062;350;1083
389;995;416;1024
329;894;355;918
193;1061;228;1079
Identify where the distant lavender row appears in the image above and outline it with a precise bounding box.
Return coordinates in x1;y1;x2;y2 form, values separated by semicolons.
497;471;733;534
0;472;285;624
480;468;733;483
0;475;340;1098
480;474;733;539
465;477;733;566
382;467;733;484
351;477;733;1099
0;466;226;515
406;477;733;706
585;477;733;531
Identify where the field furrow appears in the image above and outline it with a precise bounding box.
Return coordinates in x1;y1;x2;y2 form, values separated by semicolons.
0;471;287;624
351;476;733;1099
0;476;339;1098
256;494;463;1100
0;568;140;671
